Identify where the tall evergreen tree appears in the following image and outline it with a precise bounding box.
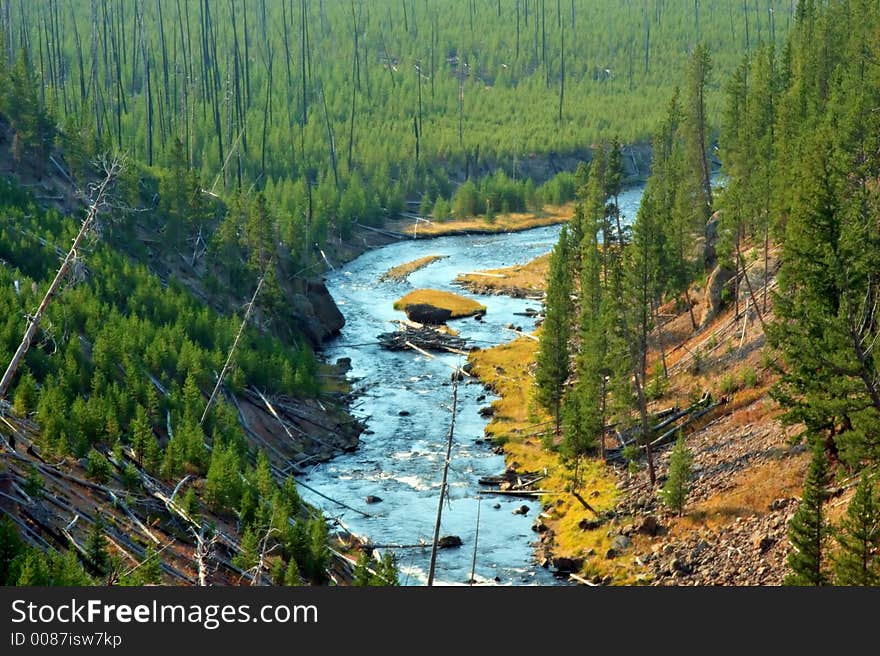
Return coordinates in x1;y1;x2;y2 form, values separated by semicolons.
682;43;714;228
833;474;880;586
534;226;574;435
785;442;830;586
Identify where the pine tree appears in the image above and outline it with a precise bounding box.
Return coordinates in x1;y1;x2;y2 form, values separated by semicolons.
306;518;330;584
233;527;261;573
681;43;714;231
660;434;692;515
785;442;830;586
432;196;450;221
0;516;24;584
534;226;574;435
768;125;880;467
49;549;92;585
204;444;242;512
12;370;38;415
562;177;607;474
352;550;373;586
15;550;50;585
833;474;880;586
284;557;303;585
419;192;432;218
374;552;399;586
6;49;54;160
134;545;164;585
86;519;110;576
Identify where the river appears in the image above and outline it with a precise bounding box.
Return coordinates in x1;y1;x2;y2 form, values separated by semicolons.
298;185;646;586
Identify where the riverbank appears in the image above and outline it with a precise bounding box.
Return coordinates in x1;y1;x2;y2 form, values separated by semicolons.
387;204;574;239
455;254;551;298
467;330;640;584
464;240;815;586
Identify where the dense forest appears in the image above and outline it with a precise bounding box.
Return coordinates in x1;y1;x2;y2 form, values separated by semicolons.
534;0;880;584
0;1;793;265
6;0;876;588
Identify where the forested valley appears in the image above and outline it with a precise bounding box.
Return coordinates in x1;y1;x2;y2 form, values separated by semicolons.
1;1;876;588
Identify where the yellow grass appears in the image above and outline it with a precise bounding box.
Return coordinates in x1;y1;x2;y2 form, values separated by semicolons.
455;253;551;296
393;289;486;318
686;454;809;527
379;255;447;282
468;335;636;584
392;204;574;237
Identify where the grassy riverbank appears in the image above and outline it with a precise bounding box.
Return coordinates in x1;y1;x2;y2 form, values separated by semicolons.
387;204;574;239
467;334;635;584
380;255;449;282
455;254;551;297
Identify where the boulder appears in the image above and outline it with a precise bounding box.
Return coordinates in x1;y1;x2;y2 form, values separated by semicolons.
612;535;632;551
513;505;530;515
404;303;453;325
768;498;791;511
578;518;604;531
604;548;618;560
552;556;584;573
438;535;463;549
364;495;383;505
635;515;662;537
752;532;775;554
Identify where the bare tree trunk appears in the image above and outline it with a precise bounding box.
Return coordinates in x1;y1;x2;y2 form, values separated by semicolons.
736;244;767;334
427;378;458;586
515;0;520;59
319;81;338;189
0;160;120;400
200;273;265;425
557;26;564;121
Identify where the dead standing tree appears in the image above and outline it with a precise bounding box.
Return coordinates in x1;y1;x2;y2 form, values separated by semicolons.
0;156;122;401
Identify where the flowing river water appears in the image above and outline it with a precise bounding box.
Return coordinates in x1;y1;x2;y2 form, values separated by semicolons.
299;185;646;585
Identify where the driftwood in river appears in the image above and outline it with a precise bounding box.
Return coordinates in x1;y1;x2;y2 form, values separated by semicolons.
378;323;470;354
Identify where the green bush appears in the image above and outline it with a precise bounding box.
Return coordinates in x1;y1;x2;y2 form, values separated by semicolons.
740;367;758;389
86;451;111;484
719;373;738;395
645;361;669;401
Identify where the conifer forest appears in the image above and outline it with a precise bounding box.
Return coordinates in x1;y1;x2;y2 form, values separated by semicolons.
0;1;878;589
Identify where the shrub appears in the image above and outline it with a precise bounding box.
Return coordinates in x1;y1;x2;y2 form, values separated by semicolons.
660;435;693;515
719;373;738;395
86;451;111;483
740;367;758;389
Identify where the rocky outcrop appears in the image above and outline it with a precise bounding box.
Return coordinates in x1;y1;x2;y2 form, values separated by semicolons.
699;263;734;329
290;278;345;345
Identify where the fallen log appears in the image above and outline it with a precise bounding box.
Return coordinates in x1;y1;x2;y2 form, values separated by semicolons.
476;489;551;497
648;401;720;448
571;491;598;514
569;573;600;586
